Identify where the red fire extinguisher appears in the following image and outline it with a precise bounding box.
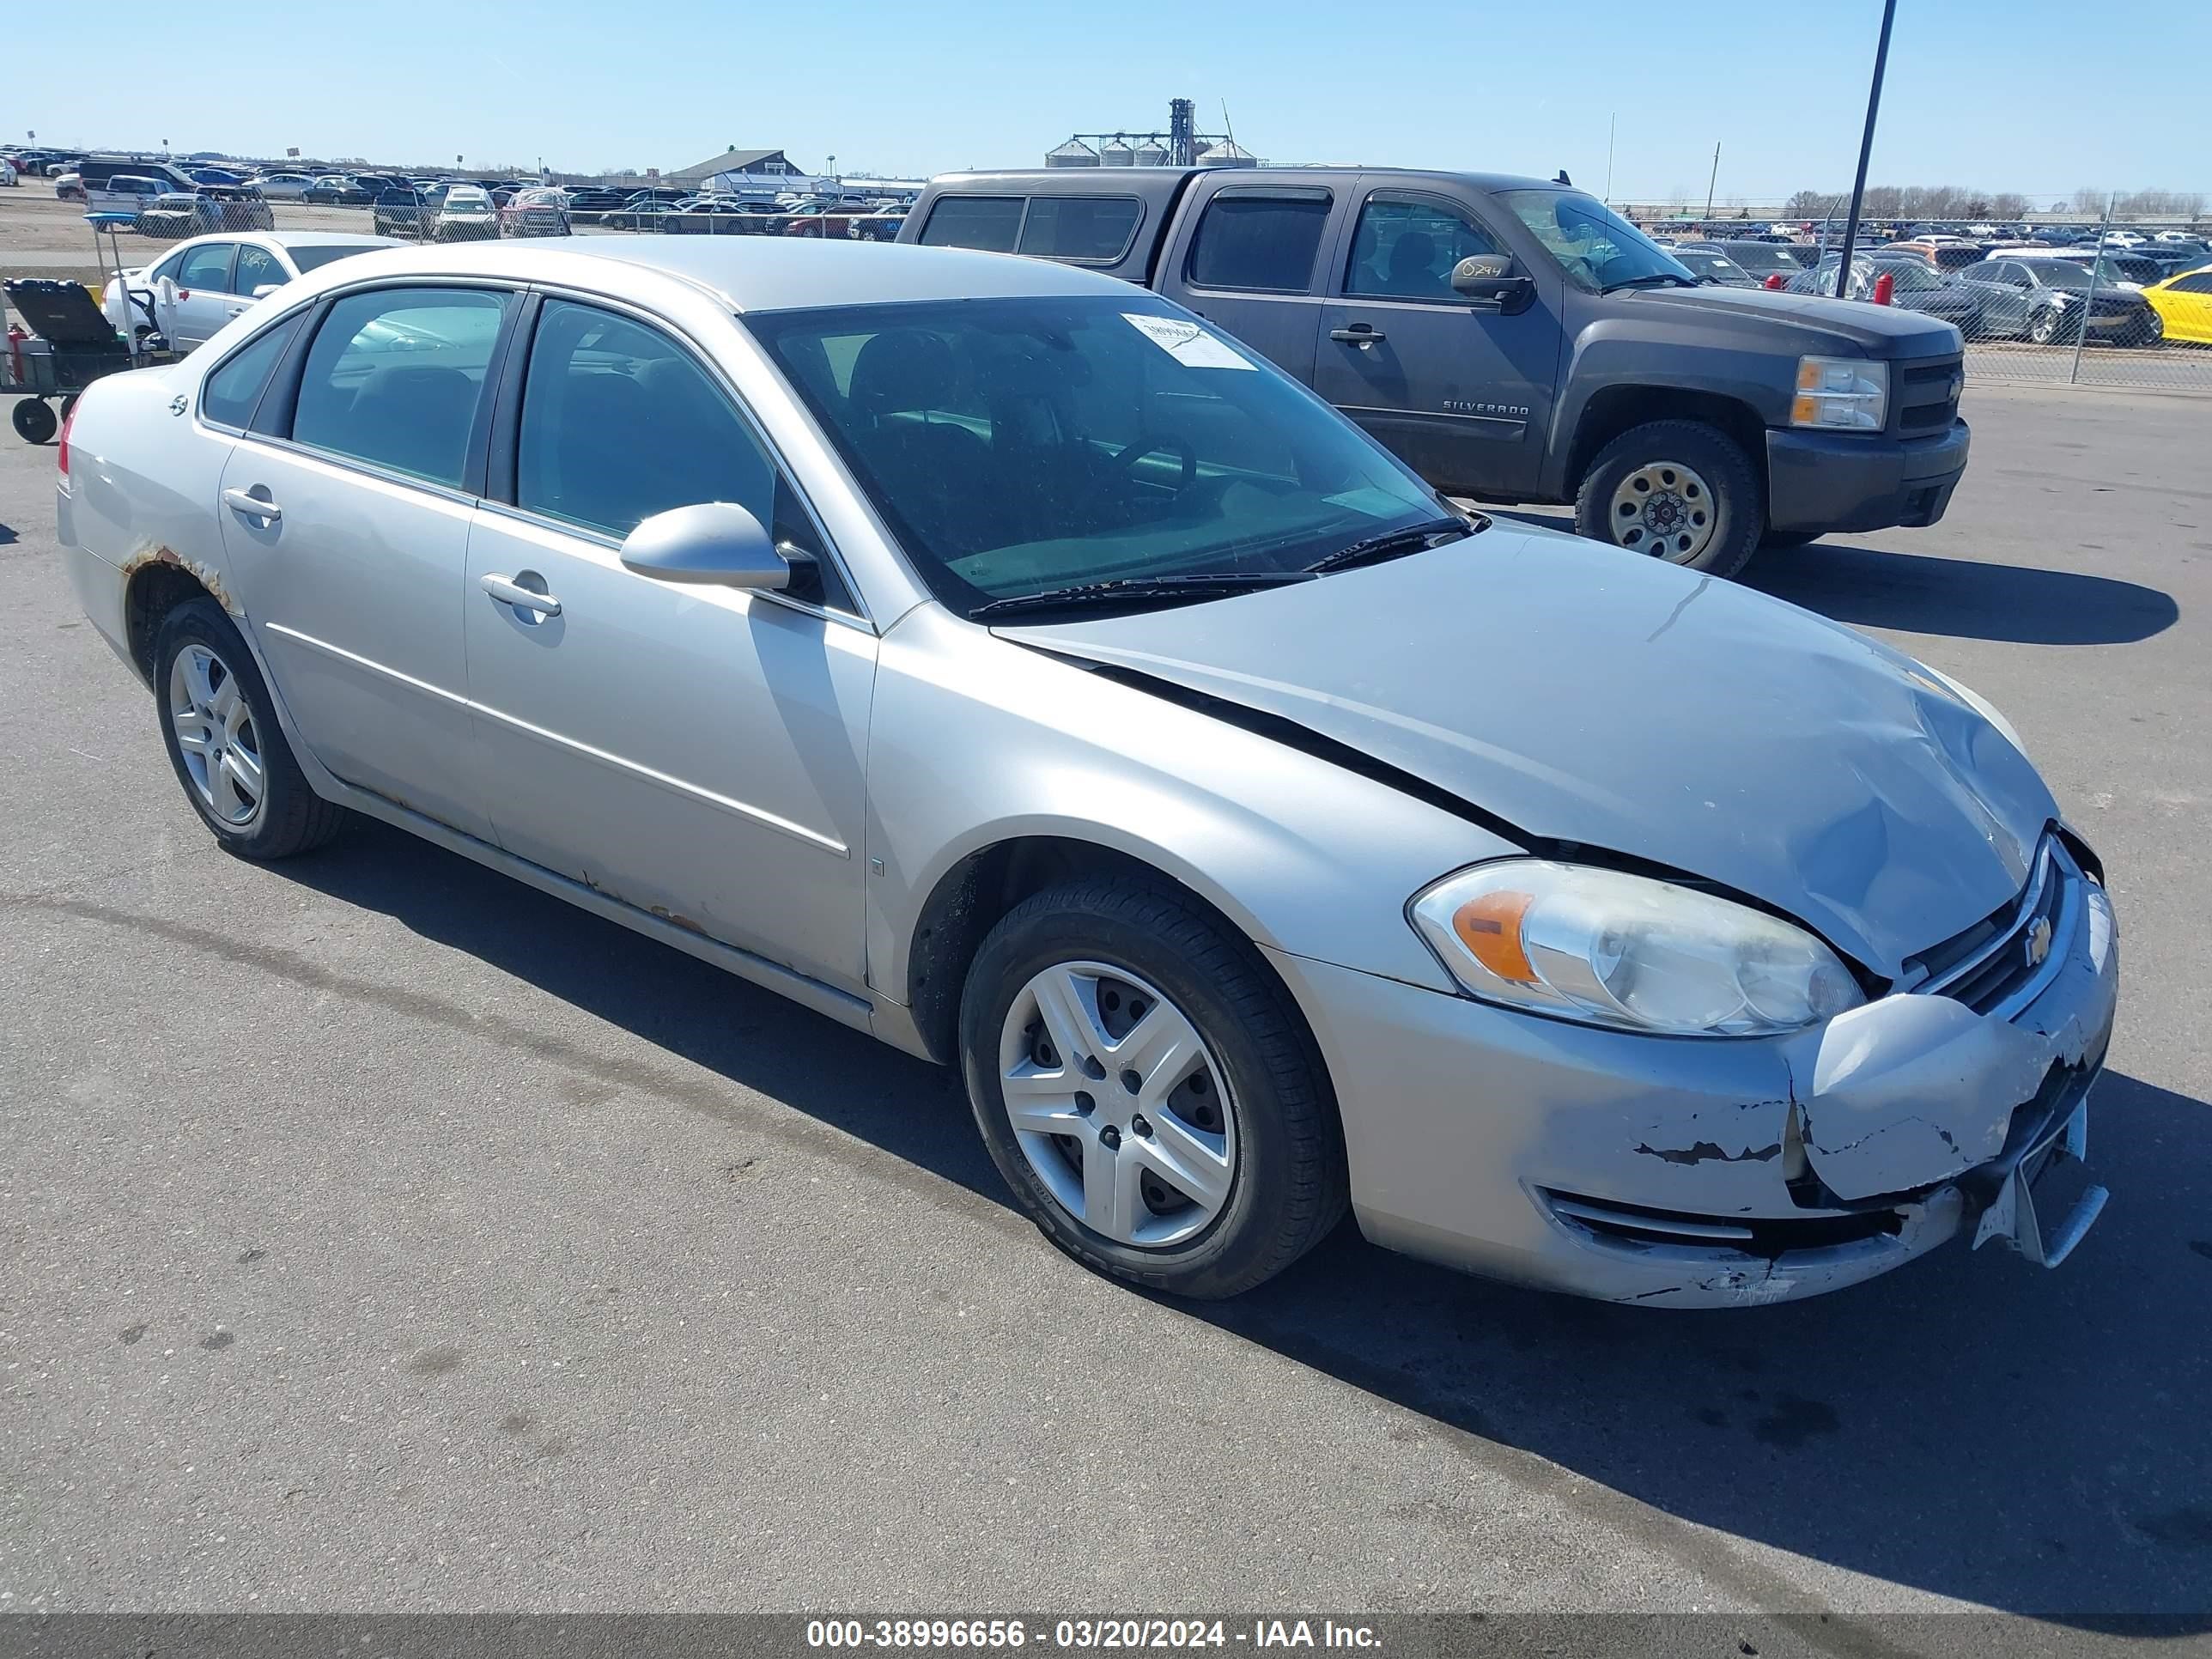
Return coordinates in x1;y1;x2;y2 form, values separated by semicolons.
1872;270;1896;307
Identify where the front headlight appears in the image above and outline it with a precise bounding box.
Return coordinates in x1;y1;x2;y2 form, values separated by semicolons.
1409;860;1865;1037
1791;356;1887;430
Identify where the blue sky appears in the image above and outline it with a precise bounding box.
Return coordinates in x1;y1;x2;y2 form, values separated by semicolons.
10;0;2205;200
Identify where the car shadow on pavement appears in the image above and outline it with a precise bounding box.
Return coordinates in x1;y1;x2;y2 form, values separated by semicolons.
279;819;2211;1626
1744;544;2180;645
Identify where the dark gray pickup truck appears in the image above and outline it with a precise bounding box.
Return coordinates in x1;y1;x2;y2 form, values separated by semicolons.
899;167;1971;576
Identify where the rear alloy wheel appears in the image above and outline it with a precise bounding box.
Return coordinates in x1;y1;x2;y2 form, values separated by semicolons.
154;599;345;859
1575;419;1764;578
961;878;1346;1297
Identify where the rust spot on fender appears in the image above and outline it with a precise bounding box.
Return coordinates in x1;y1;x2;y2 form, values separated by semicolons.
121;543;239;616
649;904;708;936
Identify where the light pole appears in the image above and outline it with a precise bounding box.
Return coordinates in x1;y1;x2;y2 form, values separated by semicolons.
1834;0;1899;298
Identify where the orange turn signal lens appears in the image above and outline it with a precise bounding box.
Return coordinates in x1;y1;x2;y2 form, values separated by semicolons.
1452;890;1538;983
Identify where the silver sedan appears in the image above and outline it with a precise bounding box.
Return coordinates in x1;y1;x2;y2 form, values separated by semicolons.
54;238;2118;1305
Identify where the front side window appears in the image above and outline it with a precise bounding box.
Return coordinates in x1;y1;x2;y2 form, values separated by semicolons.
232;243;285;295
514;300;840;602
745;295;1445;617
1498;188;1694;294
919;196;1024;253
1185;192;1333;292
290;286;510;488
1346;196;1504;300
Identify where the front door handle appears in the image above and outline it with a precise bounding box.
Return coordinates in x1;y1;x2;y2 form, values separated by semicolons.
1329;324;1386;346
222;487;280;522
479;571;562;617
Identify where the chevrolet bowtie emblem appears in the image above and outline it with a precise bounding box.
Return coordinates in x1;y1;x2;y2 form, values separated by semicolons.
2025;915;2054;968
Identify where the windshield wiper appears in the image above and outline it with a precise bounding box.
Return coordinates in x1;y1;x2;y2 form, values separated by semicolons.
1304;514;1480;576
970;571;1314;620
1601;272;1701;292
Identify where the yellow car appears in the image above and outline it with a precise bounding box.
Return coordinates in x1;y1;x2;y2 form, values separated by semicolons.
2144;263;2212;345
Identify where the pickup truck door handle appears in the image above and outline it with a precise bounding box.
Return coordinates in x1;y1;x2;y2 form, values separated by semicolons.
1329;324;1385;346
479;571;562;617
221;487;281;522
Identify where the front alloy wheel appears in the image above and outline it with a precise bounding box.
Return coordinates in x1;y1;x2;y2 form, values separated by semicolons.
999;961;1237;1249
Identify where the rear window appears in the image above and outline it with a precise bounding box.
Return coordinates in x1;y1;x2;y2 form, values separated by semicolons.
1185;193;1333;292
288;243;386;272
1017;197;1141;263
920;195;1024;253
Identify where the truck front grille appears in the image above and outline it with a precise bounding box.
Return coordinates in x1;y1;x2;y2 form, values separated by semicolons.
1892;354;1962;434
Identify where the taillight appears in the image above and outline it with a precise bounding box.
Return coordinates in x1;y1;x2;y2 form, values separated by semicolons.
58;400;76;480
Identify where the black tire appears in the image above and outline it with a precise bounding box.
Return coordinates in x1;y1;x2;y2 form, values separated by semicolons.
2027;305;2072;346
1760;529;1821;551
153;599;346;860
959;878;1347;1298
12;398;57;444
1574;418;1764;579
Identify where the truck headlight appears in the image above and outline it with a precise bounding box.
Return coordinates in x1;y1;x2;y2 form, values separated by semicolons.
1791;356;1887;430
1409;861;1864;1036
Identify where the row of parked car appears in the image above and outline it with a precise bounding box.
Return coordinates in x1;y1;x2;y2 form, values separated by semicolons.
1653;233;2210;348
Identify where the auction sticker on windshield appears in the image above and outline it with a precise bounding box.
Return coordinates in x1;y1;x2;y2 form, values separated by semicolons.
1123;313;1254;369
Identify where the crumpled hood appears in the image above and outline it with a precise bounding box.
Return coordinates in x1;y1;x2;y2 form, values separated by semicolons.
996;523;2056;976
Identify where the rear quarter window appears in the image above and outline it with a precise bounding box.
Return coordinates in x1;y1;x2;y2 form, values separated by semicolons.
1016;197;1141;263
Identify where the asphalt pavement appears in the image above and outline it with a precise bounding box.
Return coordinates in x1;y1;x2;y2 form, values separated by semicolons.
1;381;2208;1641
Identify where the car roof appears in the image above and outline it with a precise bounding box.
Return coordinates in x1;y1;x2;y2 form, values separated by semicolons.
281;235;1127;313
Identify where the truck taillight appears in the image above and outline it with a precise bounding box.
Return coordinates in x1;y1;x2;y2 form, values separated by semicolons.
58;401;75;480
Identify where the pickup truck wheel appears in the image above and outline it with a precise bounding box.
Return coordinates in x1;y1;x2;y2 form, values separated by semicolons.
960;878;1347;1298
1575;420;1763;578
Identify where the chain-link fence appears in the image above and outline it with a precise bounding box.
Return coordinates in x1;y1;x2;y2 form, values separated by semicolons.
1640;207;2212;392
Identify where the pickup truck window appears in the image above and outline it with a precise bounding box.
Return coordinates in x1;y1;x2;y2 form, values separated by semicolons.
1346;195;1504;301
744;295;1443;617
1018;196;1142;263
920;196;1024;253
1186;192;1333;294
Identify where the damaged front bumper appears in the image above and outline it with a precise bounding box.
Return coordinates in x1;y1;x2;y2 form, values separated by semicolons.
1266;838;2118;1308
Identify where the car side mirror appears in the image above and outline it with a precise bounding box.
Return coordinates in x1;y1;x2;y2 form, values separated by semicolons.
1449;255;1535;313
619;501;789;591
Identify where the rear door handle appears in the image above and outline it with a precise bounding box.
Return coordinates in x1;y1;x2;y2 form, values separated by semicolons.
479;571;562;617
222;487;280;522
1329;324;1385;345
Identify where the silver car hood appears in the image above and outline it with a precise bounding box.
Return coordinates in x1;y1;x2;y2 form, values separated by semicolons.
996;523;2056;976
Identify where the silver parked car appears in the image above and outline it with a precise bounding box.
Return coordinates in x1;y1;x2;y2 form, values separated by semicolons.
54;239;2118;1306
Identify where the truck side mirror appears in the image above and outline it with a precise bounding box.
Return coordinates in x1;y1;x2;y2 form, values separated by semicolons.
1450;255;1535;314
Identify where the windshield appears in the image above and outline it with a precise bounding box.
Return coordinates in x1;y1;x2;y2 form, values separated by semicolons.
1497;189;1695;292
2034;263;2095;290
745;295;1449;617
1876;261;1947;292
1677;252;1750;283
